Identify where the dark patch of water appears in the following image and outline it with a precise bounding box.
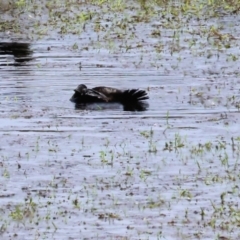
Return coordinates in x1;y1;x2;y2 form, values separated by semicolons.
0;42;33;66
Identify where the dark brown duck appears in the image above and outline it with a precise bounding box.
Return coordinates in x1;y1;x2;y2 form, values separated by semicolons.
70;84;149;104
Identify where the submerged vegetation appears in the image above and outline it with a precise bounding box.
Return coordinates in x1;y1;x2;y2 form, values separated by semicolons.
1;0;240;41
0;0;240;239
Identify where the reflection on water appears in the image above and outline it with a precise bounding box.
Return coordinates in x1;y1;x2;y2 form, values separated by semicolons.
74;101;149;112
0;42;33;66
123;102;149;111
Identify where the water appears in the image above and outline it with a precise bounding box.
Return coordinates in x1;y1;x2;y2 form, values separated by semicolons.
0;2;240;239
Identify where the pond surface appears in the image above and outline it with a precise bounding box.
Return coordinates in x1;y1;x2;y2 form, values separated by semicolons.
0;1;240;239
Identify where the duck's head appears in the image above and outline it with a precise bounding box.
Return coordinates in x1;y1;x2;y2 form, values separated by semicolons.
74;84;88;94
70;84;88;102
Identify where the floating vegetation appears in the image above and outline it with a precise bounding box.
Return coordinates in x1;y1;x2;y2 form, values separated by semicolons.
0;0;240;239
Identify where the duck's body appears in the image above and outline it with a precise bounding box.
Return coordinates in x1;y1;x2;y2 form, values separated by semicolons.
70;84;149;104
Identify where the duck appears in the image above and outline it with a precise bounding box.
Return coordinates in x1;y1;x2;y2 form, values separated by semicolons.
70;84;149;104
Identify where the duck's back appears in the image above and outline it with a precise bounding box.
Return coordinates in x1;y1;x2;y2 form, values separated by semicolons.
93;86;148;103
92;86;123;102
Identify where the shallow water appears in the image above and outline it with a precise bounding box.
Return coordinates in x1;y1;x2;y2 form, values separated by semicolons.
1;1;240;239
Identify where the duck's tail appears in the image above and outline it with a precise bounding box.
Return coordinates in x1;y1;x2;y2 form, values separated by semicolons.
122;89;149;103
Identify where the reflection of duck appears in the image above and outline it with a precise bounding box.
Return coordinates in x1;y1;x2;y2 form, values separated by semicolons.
0;42;33;66
70;84;149;111
74;101;149;111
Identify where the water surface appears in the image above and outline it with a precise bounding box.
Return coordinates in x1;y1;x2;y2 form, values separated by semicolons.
0;1;240;239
